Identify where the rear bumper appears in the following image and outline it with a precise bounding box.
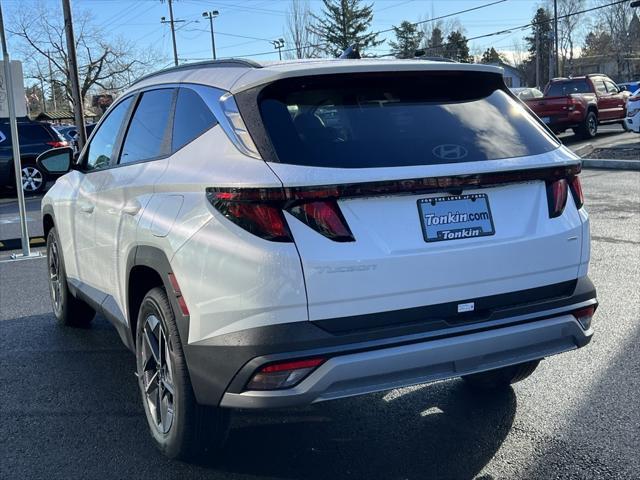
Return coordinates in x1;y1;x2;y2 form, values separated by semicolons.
220;314;592;409
185;276;597;408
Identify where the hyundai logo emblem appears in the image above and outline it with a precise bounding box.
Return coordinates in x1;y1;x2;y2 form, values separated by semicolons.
432;144;468;160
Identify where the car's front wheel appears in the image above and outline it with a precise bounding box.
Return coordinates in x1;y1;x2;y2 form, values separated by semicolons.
462;360;540;390
21;165;47;194
46;227;95;327
136;287;229;459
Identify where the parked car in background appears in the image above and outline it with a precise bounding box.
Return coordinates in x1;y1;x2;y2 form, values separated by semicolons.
55;125;79;143
618;81;640;93
39;59;596;460
70;123;96;152
625;89;640;133
510;87;544;101
0;121;69;194
527;74;629;138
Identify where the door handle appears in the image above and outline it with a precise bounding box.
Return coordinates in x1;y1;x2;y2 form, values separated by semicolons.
79;203;94;214
122;201;141;216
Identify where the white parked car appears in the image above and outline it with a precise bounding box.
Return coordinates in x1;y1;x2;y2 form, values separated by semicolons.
625;88;640;133
37;58;597;460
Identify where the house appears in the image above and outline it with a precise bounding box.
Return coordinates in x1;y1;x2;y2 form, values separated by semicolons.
485;61;526;88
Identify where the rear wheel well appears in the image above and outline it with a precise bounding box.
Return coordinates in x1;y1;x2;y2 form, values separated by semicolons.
128;265;164;349
43;214;54;238
587;105;598;117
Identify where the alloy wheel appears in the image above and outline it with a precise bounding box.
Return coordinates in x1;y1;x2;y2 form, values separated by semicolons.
140;314;176;434
588;116;597;136
21;166;44;192
48;237;62;315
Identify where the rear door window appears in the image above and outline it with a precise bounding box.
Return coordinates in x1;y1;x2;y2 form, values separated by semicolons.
171;88;217;151
120;89;174;164
256;72;559;168
17;124;53;144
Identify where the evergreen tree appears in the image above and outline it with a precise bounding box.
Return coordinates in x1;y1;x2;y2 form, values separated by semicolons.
443;31;471;62
523;8;553;87
480;47;504;64
312;0;383;57
426;27;444;57
389;21;423;59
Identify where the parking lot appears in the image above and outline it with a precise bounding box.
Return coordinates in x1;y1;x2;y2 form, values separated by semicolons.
0;166;638;479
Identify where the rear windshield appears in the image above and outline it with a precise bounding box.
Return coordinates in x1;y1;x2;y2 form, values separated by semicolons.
256;72;559;168
546;79;591;97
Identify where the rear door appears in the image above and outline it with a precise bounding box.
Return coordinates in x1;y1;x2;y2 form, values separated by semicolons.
603;79;626;119
251;71;584;324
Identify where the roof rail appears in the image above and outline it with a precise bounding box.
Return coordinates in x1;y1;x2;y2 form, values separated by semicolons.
130;58;262;86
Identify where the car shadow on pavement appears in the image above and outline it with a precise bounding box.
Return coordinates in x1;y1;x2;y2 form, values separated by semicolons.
0;313;516;480
217;376;516;479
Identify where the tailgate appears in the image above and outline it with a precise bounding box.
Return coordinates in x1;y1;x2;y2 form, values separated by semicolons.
284;175;583;323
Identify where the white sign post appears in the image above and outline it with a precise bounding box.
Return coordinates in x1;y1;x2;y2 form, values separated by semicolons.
0;4;38;260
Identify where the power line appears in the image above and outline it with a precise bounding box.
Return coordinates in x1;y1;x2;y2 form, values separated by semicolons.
230;0;509;59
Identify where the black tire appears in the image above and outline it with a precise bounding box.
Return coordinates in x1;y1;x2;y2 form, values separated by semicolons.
135;287;229;460
621;120;630;132
46;227;95;327
576;111;598;139
462;360;540;390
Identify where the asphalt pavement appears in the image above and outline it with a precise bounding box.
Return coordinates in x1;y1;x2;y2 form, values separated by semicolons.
0;169;638;479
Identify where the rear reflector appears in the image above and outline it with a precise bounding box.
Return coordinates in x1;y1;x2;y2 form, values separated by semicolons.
569;176;584;209
572;305;596;330
167;272;190;316
546;178;568;218
246;357;326;390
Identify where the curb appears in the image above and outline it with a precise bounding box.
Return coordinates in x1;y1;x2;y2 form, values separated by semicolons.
581;158;640;171
0;236;46;252
572;143;594;158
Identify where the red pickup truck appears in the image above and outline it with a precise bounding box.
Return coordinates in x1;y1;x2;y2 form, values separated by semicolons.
525;74;630;138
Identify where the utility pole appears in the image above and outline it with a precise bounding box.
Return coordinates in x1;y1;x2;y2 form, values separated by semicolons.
161;0;182;66
271;38;285;60
535;29;540;88
62;0;86;150
202;10;219;60
553;0;559;77
47;51;57;111
0;2;33;259
39;77;47;113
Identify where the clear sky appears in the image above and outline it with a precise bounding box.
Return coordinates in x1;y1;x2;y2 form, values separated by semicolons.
5;0;550;66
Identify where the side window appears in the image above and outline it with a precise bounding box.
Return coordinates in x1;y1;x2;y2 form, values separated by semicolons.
171;88;217;151
604;80;619;93
120;89;174;164
18;124;51;143
593;79;607;94
85;96;133;171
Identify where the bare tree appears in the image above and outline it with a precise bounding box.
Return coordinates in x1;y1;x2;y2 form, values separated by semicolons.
554;0;585;76
285;0;321;59
594;0;634;80
10;3;162;111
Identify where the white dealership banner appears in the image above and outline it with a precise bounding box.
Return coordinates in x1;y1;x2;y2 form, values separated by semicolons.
0;60;27;118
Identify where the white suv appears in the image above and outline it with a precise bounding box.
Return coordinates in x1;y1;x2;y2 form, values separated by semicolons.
38;59;597;459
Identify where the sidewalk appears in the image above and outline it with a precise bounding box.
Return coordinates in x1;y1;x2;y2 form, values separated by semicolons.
575;136;640;171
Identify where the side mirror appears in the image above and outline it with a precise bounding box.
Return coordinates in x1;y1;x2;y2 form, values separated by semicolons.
36;147;74;175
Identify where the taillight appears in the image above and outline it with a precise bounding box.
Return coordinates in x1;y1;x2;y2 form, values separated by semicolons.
207;189;292;242
246;357;326;390
569;176;584;209
47;141;69;148
546;178;568;218
288;200;354;242
572;304;596;330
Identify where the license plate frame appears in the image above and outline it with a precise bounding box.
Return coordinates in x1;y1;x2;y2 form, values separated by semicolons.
417;193;496;243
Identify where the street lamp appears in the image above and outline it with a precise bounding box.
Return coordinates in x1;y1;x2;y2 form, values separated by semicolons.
202;10;219;60
271;38;285;60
